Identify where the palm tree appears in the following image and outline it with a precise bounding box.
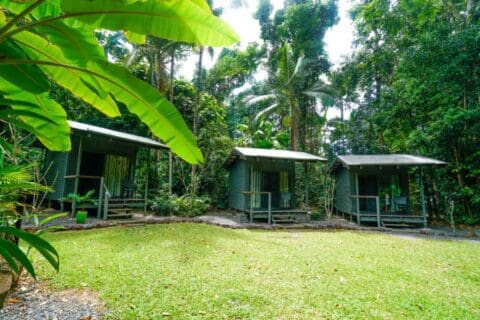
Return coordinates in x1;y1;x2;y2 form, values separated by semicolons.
244;43;306;150
304;77;355;154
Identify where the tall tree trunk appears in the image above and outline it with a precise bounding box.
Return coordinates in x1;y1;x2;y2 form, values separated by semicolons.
148;47;158;190
191;46;204;193
168;46;175;195
194;46;203;138
466;0;474;22
156;51;166;94
452;145;472;216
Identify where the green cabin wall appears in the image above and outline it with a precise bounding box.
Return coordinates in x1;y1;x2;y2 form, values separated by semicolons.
228;158;296;211
43;151;69;201
44;133;139;201
334;167;352;214
228;159;248;210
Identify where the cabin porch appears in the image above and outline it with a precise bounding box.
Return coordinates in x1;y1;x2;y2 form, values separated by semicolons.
331;154;446;228
43;121;171;220
225;147;326;224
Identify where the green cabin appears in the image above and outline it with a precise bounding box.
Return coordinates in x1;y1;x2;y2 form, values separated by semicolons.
43;121;168;219
330;154;446;227
225;147;325;224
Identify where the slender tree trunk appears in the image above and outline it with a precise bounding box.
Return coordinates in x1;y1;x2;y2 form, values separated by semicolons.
452;145;472;216
156;51;166;94
170;48;175;102
169;47;175;195
191;46;204;193
148;48;158;190
466;0;474;21
194;46;203;138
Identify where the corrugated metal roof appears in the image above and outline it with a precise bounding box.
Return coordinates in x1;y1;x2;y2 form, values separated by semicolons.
69;121;168;150
225;147;325;166
331;154;446;171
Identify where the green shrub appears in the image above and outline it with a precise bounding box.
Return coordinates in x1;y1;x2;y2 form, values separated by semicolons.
151;193;210;217
310;210;325;221
168;194;211;217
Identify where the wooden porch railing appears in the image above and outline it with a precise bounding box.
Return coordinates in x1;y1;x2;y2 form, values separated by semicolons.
350;195;381;227
64;175;110;220
241;191;272;224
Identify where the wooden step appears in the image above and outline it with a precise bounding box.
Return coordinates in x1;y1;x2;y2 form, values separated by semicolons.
107;208;133;219
108;208;132;214
107;203;130;208
273;216;296;224
108;213;133;219
383;222;412;228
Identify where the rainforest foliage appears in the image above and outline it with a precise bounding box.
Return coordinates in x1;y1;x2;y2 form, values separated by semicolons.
1;0;478;223
329;0;480;223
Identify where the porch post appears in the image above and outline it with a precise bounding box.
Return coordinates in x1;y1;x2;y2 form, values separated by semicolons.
72;137;83;217
249;166;253;223
168;151;173;194
355;172;360;224
97;176;104;219
375;196;381;227
419;168;427;227
305;162;309;212
144;148;151;213
268;192;272;225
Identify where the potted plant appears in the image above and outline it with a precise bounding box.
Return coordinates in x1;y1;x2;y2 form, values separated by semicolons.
66;190;96;224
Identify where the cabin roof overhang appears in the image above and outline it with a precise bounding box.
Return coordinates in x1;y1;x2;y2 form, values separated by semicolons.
69;121;168;150
224;147;326;168
329;154;447;173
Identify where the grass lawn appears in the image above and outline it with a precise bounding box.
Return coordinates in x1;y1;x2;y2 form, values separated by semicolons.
35;224;480;319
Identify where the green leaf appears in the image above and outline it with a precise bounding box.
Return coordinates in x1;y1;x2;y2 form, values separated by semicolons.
0;238;36;278
38;212;68;226
125;31;145;44
88;60;203;163
35;226;65;237
11;30;121;117
0;0;62;19
60;0;239;47
0;84;71;151
1;46;202;163
0;106;56;125
0;8;6;24
0;39;50;93
0;226;60;273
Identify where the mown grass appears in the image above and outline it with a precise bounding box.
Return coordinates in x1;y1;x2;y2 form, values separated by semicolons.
35;224;480;319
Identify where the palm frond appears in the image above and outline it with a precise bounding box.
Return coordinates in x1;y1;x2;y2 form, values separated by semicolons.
243;94;276;106
253;103;279;122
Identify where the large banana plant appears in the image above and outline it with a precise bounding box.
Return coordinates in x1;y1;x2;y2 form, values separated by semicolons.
0;0;239;164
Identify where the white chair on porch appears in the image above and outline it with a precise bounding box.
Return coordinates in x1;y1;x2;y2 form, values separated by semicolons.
280;192;291;209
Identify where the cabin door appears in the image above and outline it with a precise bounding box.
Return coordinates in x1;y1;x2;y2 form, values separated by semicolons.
262;172;280;209
78;152;105;196
358;175;378;212
104;155;130;198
